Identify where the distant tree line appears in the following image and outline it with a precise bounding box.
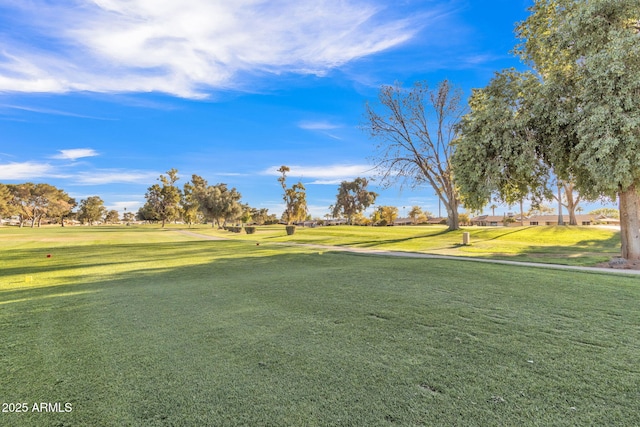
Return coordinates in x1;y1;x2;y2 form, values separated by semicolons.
0;182;124;227
136;169;280;228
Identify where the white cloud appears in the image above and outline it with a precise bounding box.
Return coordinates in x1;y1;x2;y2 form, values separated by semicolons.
73;170;159;185
0;0;420;98
298;120;342;131
0;161;56;180
263;164;372;184
2;104;115;120
52;148;99;161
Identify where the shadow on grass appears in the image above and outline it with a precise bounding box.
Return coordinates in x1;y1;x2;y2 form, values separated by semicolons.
0;239;287;293
468;227;536;243
329;229;452;249
462;232;621;266
2;242;640;426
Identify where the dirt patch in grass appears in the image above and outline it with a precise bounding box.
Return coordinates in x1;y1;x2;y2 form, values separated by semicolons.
596;257;640;270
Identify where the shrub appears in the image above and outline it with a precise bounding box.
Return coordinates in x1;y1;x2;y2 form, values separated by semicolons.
286;225;296;235
245;226;256;234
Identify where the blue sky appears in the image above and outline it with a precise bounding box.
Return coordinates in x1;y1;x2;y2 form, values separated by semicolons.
0;0;580;219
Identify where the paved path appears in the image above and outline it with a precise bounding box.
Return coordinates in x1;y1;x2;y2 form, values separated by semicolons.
173;230;640;277
279;242;640;276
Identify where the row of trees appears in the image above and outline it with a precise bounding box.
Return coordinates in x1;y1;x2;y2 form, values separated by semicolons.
0;170;382;229
0;182;125;227
363;0;639;260
139;167;421;229
137;169;281;228
0;183;74;227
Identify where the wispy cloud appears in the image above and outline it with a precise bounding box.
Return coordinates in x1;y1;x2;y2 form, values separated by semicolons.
298;120;345;140
2;104;115;120
74;170;159;185
298;120;342;131
0;0;422;98
0;161;56;180
263;164;373;184
52;148;99;161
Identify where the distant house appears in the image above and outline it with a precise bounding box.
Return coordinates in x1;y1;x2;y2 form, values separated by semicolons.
470;215;507;226
470;213;621;227
595;216;620;226
323;218;348;226
426;217;447;225
393;217;414;226
295;220;319;227
525;214;598;226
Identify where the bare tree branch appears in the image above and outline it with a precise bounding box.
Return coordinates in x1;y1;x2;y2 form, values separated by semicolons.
364;80;466;230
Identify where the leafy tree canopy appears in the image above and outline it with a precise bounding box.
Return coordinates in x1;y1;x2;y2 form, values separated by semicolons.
454;0;640;259
331;177;377;225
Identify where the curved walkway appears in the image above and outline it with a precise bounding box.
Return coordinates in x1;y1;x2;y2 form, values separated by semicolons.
280;242;640;276
173;230;640;276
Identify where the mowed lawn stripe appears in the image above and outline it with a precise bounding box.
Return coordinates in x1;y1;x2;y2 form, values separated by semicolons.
1;227;638;426
188;224;622;267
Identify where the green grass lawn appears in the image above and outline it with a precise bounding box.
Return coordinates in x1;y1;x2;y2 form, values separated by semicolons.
192;223;622;266
1;226;638;426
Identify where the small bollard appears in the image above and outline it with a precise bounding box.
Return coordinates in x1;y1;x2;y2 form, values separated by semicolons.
462;232;470;245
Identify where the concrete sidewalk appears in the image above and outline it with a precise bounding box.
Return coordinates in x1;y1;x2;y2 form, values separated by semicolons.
275;242;640;276
173;229;640;277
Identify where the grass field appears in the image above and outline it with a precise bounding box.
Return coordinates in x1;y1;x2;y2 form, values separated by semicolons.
192;223;622;266
1;225;638;426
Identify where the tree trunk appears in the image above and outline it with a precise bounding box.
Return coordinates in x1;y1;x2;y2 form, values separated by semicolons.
557;184;564;226
567;207;577;226
446;198;460;231
619;185;640;261
519;199;524;226
563;182;579;225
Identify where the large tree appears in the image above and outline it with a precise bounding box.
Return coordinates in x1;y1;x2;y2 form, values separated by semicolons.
5;183;74;227
518;0;640;259
455;0;640;260
331;177;377;225
78;196;106;225
452;70;551;215
190;175;243;228
372;205;398;226
104;210;120;224
46;189;75;227
145;169;182;228
7;183;36;227
181;181;201;227
277;166;308;225
408;206;428;224
0;184;13;220
136;202;160;223
364;80;466;231
248;207;277;225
